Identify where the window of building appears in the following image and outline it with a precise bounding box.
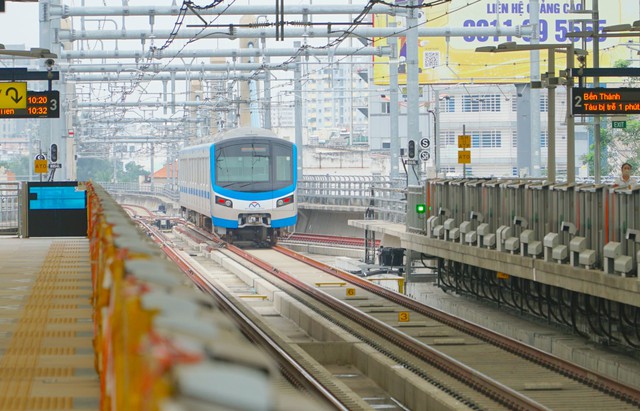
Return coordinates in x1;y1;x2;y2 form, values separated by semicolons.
471;131;502;148
441;131;456;146
381;102;390;114
512;167;518;176
462;96;480;112
540;131;548;148
540;94;548;112
440;166;456;175
512;131;517;148
462;94;501;112
439;97;455;112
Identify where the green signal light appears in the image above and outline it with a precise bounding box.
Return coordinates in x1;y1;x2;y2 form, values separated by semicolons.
416;204;427;214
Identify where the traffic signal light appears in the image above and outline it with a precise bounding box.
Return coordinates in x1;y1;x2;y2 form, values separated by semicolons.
50;144;58;162
408;140;416;158
416;203;426;214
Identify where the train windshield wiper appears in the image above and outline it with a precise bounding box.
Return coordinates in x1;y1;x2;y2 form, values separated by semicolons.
219;182;253;189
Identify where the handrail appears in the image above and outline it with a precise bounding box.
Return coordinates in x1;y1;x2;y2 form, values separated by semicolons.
98;177;408;223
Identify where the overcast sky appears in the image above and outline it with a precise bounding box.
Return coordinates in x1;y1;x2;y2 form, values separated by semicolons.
0;0;358;51
0;2;40;48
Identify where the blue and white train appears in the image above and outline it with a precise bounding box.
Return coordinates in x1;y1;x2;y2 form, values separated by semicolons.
178;127;297;245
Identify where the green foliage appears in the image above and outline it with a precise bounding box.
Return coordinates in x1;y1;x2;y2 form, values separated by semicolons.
609;119;640;172
121;161;148;183
76;157;113;182
614;59;639;87
583;119;640;177
614;59;631;68
77;157;148;182
581;126;612;176
0;155;31;179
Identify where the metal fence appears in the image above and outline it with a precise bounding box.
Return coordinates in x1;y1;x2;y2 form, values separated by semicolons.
98;182;180;202
297;175;407;223
98;176;409;224
417;178;640;273
0;182;21;236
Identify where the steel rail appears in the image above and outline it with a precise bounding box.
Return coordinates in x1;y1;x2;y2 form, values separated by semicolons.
144;223;349;411
273;245;640;407
220;243;547;411
283;232;378;247
173;224;640;408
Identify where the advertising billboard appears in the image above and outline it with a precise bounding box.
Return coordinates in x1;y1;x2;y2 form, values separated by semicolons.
373;1;635;85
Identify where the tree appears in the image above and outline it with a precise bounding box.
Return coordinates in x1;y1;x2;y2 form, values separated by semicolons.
607;120;640;173
581;126;613;177
580;59;640;177
0;155;31;179
76;157;113;182
120;161;148;183
76;157;149;183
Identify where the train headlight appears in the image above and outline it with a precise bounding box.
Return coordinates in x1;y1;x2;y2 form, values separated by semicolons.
276;195;294;207
215;196;233;208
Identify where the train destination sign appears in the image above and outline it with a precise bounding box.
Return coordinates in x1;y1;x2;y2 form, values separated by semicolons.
0;90;59;118
572;88;640;115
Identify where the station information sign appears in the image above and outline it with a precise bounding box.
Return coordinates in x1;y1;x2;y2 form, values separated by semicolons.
572;88;640;115
0;90;59;118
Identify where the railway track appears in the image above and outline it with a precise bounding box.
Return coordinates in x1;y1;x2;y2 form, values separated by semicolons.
281;233;379;248
147;222;640;410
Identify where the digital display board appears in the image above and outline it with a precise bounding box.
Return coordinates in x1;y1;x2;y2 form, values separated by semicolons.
0;91;59;118
572;87;640;115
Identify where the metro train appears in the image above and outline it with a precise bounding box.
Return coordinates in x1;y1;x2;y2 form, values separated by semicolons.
178;127;297;245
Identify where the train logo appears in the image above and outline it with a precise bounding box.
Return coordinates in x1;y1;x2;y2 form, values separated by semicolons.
248;201;261;209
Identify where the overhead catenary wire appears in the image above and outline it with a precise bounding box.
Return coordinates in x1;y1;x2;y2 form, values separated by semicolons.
75;0;506;140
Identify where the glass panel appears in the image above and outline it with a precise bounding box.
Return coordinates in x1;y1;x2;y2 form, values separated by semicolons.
214;139;293;192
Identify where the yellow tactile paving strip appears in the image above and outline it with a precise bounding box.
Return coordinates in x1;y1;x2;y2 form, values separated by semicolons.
0;238;99;411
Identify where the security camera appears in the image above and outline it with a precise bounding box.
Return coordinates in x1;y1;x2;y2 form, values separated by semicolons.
45;58;55;68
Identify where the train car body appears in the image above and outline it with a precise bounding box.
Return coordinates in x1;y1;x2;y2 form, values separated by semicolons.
178;127;297;244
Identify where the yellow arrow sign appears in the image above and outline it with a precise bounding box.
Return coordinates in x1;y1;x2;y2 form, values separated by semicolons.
0;82;27;109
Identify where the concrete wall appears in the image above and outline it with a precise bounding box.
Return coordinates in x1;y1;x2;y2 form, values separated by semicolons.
296;209;365;237
110;192;365;237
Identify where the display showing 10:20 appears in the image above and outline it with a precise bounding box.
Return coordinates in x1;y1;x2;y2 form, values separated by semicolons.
27;95;48;105
462;19;607;43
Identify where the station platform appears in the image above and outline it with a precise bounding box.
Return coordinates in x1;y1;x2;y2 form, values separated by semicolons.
349;219;640;309
0;237;99;410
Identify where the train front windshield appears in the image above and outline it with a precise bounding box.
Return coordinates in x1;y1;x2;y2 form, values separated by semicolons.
215;140;293;192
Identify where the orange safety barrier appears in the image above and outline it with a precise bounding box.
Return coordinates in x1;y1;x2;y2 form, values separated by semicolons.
85;183;223;411
85;183;310;411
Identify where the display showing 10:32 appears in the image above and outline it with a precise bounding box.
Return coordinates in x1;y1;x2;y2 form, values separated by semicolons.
26;92;59;117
